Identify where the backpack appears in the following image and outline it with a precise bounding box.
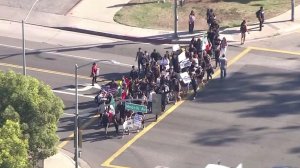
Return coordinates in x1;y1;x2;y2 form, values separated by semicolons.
256;10;260;18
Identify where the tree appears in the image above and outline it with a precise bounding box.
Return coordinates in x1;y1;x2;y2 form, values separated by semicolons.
0;71;64;166
0;119;29;168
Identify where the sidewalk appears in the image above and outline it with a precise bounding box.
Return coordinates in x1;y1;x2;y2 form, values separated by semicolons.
44;148;91;168
0;2;299;44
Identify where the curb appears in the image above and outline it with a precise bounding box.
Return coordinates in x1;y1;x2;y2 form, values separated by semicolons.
53;27;173;44
60;148;92;168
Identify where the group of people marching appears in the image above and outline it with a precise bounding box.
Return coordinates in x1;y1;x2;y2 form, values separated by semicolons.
188;6;265;45
89;6;268;135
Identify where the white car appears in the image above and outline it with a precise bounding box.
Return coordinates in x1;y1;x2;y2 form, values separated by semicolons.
205;163;242;168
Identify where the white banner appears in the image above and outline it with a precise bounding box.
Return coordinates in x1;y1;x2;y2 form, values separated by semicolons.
180;72;191;84
133;114;143;128
178;52;186;63
123;119;134;130
179;59;192;69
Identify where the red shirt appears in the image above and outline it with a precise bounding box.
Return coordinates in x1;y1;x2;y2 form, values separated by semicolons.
92;65;98;75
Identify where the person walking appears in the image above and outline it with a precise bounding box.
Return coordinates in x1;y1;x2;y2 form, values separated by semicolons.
240;20;249;45
191;74;198;100
220;37;228;56
256;6;265;31
219;54;228;79
91;62;98;86
189;10;196;34
129;66;139;80
136;47;144;73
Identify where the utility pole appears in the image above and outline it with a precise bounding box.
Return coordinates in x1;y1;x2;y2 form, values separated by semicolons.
73;60;109;168
291;0;295;21
174;0;178;38
22;0;40;76
22;20;26;75
74;64;79;168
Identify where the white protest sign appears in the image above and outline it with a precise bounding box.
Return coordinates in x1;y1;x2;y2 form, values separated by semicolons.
178;51;186;63
180;59;192;69
133;114;143;128
172;44;180;51
180;72;191;84
123;119;134;130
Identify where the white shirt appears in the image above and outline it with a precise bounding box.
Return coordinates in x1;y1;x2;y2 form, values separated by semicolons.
148;91;155;102
161;58;170;70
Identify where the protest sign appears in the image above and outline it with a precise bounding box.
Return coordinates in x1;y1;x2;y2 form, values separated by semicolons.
123;118;134;130
179;59;192;69
133;114;143;128
178;51;186;63
180;72;191;84
152;94;162;115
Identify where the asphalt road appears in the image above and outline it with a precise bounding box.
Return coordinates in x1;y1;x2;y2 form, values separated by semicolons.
1;31;300;168
105;32;300;168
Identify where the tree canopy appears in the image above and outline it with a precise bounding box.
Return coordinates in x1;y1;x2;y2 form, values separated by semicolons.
0;119;29;168
0;71;64;166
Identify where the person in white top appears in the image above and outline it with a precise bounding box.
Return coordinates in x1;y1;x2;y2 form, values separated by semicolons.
189;10;196;33
160;55;170;71
147;89;155;113
220;37;228;56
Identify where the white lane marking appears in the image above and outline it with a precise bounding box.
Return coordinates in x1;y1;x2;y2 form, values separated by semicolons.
66;83;101;92
52;89;94;99
0;43;132;67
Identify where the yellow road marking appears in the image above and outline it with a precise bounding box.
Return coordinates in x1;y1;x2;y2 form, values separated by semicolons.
249;46;300;56
58;116;99;149
0;62;91;79
103;48;252;168
212;48;252;79
101;101;185;167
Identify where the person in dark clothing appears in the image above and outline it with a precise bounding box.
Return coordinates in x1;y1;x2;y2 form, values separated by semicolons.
152;62;160;83
256;6;265;31
150;49;162;62
214;48;220;68
206;9;215;28
195;38;202;54
191;74;198;100
160;84;169;112
206;63;214;81
129;66;139;80
139;78;148;95
240;20;249;45
136;47;144;73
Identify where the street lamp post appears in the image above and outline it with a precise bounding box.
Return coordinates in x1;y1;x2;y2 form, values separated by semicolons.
74;64;79;168
22;20;26;75
22;0;40;76
291;0;295;21
173;0;178;38
74;60;109;168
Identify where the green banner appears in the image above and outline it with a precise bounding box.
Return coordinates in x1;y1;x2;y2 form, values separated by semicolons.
125;102;147;113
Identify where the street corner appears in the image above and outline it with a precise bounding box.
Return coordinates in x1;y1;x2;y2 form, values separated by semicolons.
52;83;102;99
